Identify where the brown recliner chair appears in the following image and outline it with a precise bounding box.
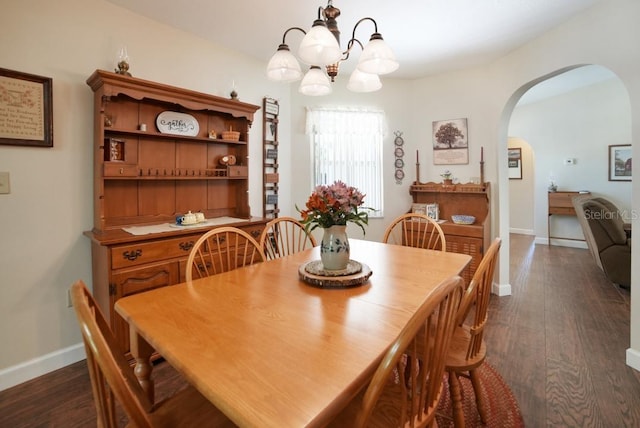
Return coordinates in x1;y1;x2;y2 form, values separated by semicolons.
573;195;631;288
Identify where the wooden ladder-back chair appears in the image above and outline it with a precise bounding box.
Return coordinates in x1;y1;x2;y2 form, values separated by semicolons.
186;227;265;282
260;216;317;260
70;280;235;428
383;213;447;251
445;237;502;427
328;276;465;428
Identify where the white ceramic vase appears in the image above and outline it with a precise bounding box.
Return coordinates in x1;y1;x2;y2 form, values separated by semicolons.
320;225;350;270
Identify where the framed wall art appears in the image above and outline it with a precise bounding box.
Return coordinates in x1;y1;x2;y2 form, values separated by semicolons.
508;147;522;179
432;118;468;165
608;144;631;181
0;68;53;147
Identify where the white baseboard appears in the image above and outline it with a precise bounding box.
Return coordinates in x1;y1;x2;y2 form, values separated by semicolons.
627;347;640;372
0;343;86;392
535;237;588;249
492;282;512;296
509;228;534;235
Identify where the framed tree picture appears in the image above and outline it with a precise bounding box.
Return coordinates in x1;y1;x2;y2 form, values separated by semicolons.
0;68;53;147
432;118;468;165
508;148;522;179
608;144;632;181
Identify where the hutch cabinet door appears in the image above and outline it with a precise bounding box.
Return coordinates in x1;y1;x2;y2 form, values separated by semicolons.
110;262;179;353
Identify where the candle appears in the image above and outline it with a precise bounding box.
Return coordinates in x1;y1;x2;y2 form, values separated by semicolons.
481;146;484;162
416;150;419;163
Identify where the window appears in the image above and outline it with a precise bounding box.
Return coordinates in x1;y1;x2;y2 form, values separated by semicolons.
305;107;386;217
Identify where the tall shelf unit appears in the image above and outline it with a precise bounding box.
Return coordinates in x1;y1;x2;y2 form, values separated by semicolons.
262;97;280;219
84;70;266;355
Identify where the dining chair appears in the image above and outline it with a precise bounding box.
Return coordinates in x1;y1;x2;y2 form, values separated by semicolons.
327;275;464;428
186;226;265;281
259;216;317;260
445;237;502;427
69;280;236;428
383;213;447;251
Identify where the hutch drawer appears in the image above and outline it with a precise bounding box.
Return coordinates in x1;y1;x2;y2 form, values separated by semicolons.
111;235;200;269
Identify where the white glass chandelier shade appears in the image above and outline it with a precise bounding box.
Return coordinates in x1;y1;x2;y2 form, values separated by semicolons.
356;34;399;75
346;68;382;93
299;66;332;96
297;21;342;66
266;45;303;82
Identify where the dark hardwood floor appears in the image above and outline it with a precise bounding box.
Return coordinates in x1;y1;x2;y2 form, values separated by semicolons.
484;234;640;427
1;233;638;427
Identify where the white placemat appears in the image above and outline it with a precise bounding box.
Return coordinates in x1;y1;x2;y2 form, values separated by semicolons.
122;216;247;236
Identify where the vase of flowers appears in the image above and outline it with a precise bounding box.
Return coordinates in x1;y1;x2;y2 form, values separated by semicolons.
319;225;350;270
298;181;370;270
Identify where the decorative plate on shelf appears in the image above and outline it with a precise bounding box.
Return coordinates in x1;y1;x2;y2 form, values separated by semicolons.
156;111;200;136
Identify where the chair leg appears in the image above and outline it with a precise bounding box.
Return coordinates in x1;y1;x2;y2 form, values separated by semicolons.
449;371;466;428
469;368;487;423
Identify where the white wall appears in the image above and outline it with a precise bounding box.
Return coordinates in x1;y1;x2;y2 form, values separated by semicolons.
2;0;639;390
508;138;535;235
509;78;631;243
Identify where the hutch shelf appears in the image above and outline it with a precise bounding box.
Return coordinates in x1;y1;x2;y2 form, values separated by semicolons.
84;70;265;355
409;182;491;284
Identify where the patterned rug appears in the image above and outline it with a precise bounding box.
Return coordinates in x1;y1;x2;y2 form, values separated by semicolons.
435;363;525;427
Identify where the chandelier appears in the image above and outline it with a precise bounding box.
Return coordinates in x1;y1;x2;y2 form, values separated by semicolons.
266;0;399;96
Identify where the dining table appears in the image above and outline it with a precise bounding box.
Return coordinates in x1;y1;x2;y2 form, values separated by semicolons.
115;238;471;428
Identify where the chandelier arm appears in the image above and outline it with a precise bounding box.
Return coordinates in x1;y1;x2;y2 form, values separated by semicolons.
281;27;307;44
351;17;379;41
342;38;364;62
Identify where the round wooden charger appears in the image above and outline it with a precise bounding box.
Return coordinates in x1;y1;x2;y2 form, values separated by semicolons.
298;260;373;288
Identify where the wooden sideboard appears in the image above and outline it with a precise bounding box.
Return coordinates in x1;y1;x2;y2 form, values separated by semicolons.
409;182;491;285
84;70;266;354
548;190;591;245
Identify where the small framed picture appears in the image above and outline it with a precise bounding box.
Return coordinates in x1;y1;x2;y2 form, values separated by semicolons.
508;148;522;180
426;203;439;221
608;144;631;181
412;203;427;215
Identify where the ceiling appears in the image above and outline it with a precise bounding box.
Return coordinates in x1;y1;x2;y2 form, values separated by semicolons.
108;0;603;80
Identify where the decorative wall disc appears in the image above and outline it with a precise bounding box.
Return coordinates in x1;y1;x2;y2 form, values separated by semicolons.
394;130;405;183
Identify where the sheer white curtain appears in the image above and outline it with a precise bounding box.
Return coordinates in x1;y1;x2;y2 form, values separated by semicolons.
306;107;386;217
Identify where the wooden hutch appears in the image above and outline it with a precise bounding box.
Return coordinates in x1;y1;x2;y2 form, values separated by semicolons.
84;70;266;354
409;182;491;284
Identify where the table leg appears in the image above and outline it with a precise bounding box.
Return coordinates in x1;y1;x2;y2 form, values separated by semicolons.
129;324;155;403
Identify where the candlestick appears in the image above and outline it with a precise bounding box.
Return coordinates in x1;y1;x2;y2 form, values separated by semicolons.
481;146;484;162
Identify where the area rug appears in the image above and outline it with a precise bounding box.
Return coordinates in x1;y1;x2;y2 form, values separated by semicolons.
435;363;525;427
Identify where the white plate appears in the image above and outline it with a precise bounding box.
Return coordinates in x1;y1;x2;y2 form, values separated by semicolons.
156;111;200;136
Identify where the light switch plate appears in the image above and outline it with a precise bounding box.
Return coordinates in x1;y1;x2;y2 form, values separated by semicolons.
0;172;10;194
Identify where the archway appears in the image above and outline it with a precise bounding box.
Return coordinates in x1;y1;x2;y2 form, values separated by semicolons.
496;63;631;291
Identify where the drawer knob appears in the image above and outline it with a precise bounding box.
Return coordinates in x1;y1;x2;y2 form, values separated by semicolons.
123;249;142;261
179;241;195;252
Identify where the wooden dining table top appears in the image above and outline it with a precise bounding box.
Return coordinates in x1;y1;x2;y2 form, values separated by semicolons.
115;239;471;428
